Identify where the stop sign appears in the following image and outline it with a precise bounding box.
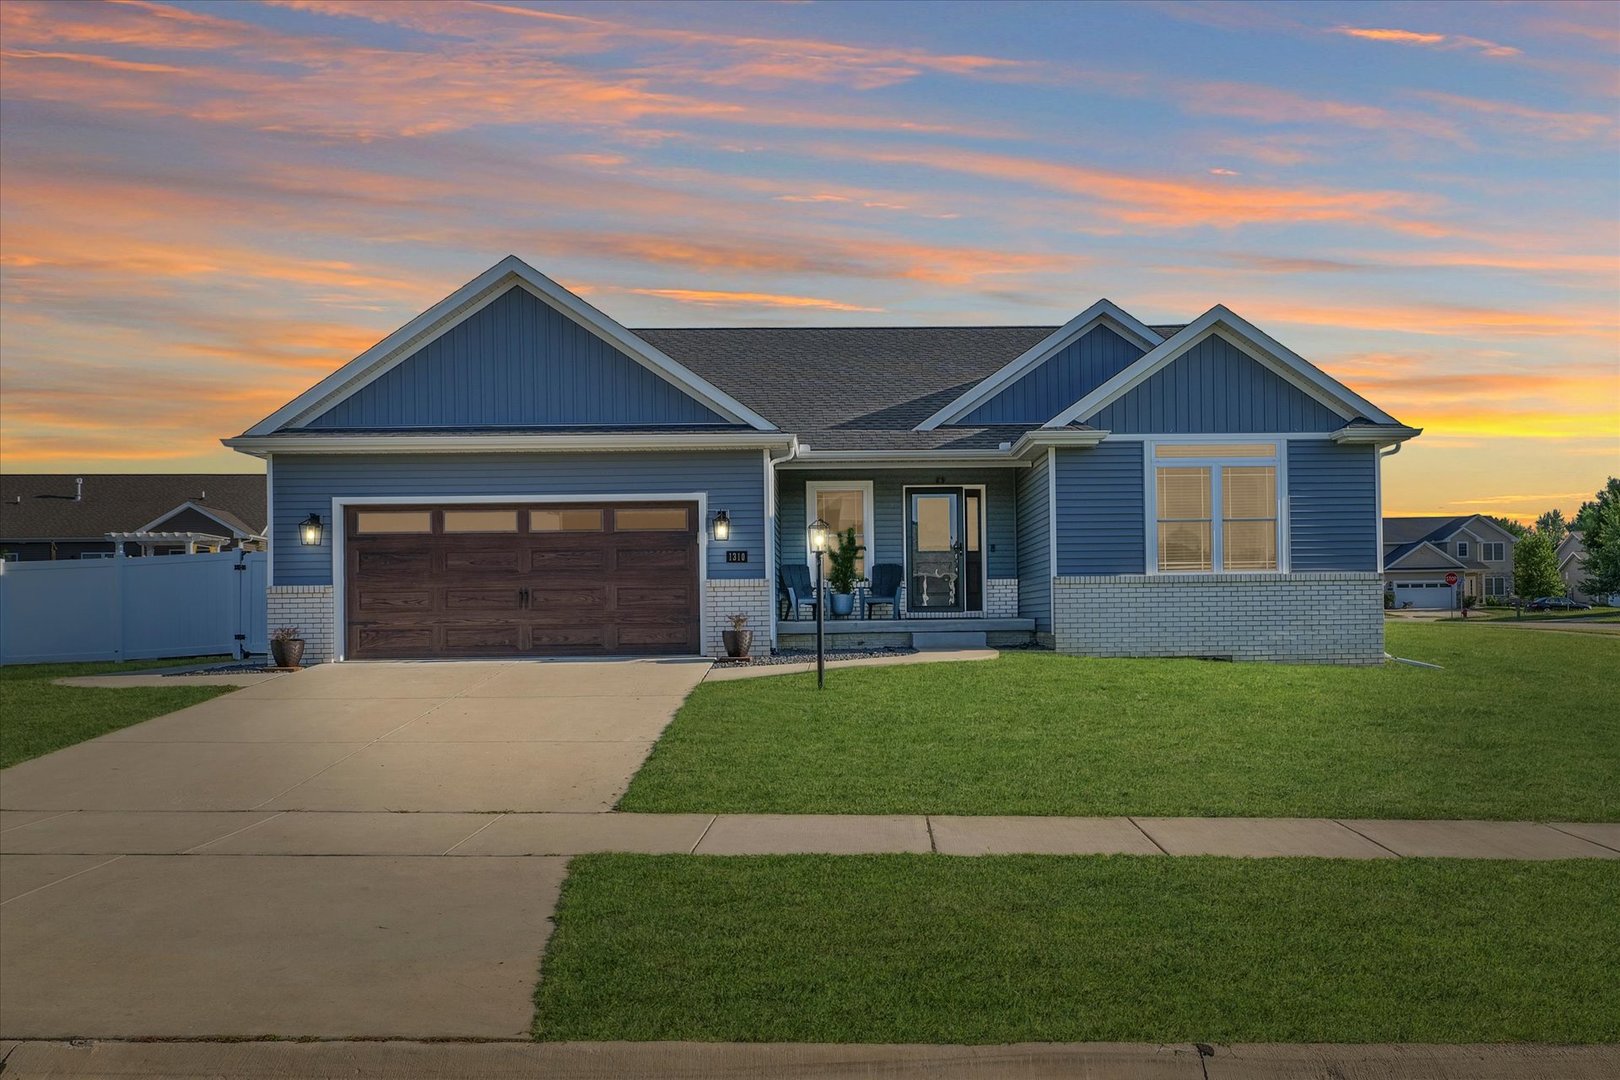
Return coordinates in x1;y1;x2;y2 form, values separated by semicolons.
1444;572;1459;586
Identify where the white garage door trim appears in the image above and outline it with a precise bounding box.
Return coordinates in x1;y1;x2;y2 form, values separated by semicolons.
330;492;708;662
1392;581;1455;610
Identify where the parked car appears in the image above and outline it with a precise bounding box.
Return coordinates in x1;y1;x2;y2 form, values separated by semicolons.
1528;596;1591;611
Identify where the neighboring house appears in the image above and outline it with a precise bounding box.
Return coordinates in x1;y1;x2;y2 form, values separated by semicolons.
225;256;1418;665
1557;531;1617;605
1381;515;1517;608
0;474;266;561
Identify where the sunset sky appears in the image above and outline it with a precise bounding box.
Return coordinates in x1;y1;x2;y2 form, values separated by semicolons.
1;0;1616;519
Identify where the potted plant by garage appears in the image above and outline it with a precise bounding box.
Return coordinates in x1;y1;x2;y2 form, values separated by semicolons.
826;527;862;618
722;612;754;660
270;626;306;669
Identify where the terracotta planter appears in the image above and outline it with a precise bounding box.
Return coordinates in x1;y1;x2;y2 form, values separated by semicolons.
722;629;753;658
271;638;306;669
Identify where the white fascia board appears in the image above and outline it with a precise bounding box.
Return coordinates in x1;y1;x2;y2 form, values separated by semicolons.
132;500;255;537
916;300;1163;430
1044;305;1402;430
241;256;776;437
1007;428;1111;458
784;447;1032;469
1386;541;1467;570
1331;424;1423;445
222;432;798;457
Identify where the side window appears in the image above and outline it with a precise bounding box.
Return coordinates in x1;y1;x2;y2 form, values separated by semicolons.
1456;541;1469;559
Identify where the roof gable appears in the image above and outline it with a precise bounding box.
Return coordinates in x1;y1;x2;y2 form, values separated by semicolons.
916;300;1163;429
243;256;773;436
139;501;263;538
1045;305;1402;431
1386;540;1467;570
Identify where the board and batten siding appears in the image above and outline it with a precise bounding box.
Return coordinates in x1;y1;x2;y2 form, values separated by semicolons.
305;287;729;429
270;451;765;585
961;324;1145;425
1015;452;1052;631
1287;441;1378;571
1054;443;1146;575
1083;336;1345;433
777;470;1018;579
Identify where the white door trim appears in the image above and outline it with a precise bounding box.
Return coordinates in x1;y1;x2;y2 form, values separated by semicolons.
901;483;988;615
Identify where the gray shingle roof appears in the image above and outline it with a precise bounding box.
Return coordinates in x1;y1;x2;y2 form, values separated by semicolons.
1381;515;1474;547
0;474;265;541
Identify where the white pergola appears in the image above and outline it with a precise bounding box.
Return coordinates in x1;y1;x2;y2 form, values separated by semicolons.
104;530;234;556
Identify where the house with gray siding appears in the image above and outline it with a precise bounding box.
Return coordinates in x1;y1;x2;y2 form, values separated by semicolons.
1381;515;1517;608
226;256;1419;665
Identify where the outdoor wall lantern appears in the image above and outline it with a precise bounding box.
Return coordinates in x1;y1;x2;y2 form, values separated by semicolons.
299;512;324;546
711;509;731;542
808;517;830;689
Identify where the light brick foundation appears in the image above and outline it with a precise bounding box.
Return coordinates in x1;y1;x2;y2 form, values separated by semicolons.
706;578;773;658
266;585;335;664
1052;572;1384;665
986;578;1018;618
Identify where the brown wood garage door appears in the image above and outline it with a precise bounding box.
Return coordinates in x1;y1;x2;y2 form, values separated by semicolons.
344;502;700;659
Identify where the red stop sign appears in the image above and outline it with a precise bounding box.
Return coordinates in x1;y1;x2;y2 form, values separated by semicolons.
1444;572;1459;586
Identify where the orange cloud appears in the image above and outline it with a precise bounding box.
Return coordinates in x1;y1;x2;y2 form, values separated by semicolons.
1334;25;1521;58
1231;298;1620;339
1186;82;1467;144
1417;92;1616;142
624;288;883;312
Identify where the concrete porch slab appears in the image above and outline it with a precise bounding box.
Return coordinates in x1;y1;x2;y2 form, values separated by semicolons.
451;813;715;855
0;855;566;1038
1136;817;1395;859
0;812;277;855
0;854;121;903
1339;819;1620;859
189;812;494;855
705;648;997;682
381;696;687;742
693;814;931;855
929;815;1161;856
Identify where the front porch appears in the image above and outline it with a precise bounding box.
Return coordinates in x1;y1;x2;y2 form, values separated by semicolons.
776;615;1038;650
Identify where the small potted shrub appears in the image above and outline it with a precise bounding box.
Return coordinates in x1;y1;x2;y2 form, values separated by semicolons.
826;527;862;617
270;626;306;669
722;612;753;659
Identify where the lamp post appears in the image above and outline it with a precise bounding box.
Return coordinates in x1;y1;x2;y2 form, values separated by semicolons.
808;517;830;689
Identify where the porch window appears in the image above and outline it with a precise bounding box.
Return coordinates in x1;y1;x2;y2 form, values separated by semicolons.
1151;442;1280;573
805;481;872;577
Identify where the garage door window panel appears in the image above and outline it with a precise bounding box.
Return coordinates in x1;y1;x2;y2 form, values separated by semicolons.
614;507;690;531
443;509;519;533
530;509;604;532
354;510;433;534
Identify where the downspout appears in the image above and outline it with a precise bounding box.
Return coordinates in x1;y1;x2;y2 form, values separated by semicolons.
764;439;799;650
1376;442;1402;575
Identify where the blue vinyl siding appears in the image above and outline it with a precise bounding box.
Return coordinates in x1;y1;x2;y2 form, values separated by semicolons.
1084;336;1344;433
777;470;1018;580
1054;443;1145;575
1288;441;1378;570
270;450;765;584
961;324;1145;425
306;287;728;429
1016;452;1052;631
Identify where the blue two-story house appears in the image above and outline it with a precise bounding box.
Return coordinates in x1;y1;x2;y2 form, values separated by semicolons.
226;256;1419;665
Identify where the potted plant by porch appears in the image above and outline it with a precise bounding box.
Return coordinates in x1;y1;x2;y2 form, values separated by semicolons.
270;626;305;669
826;527;862;617
722;612;753;660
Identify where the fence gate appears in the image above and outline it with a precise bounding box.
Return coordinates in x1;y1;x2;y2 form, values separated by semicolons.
0;551;268;666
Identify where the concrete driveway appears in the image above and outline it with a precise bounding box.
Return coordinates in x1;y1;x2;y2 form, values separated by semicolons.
0;658;708;1039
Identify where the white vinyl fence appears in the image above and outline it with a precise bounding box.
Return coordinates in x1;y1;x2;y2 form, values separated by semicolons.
0;551;267;665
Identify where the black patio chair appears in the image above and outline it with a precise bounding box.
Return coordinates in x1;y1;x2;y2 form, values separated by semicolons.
864;562;903;619
778;563;817;620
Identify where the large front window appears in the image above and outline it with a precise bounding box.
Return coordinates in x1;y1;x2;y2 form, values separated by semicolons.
1152;442;1280;573
805;481;872;577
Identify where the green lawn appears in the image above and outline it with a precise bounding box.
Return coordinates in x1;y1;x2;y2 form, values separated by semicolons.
0;657;235;769
534;854;1620;1044
621;622;1619;819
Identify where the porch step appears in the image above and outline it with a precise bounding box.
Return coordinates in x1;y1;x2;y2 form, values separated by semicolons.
912;631;988;650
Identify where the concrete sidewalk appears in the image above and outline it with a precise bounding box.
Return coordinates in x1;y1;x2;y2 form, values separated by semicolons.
4;811;1616;859
3;1039;1617;1079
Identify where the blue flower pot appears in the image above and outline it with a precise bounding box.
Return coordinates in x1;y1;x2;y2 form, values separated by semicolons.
830;593;855;617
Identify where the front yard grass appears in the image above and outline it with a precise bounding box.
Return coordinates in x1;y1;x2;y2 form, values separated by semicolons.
0;657;234;769
620;622;1619;820
534;854;1619;1044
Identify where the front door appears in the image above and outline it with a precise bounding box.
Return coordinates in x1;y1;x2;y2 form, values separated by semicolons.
906;488;984;614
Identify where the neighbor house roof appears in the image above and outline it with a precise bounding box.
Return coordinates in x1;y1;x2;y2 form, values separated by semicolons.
1382;514;1518;549
0;474;266;542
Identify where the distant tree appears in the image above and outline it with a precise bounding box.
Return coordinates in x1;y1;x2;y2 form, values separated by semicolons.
1578;500;1620;600
1485;515;1529;539
1513;530;1563;599
1534;509;1568;543
1573;477;1620;542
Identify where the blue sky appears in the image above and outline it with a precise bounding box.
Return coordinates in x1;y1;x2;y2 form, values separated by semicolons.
1;0;1616;517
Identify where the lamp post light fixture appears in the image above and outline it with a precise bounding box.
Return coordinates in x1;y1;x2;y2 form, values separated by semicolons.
711;509;731;542
808;516;830;689
298;512;324;547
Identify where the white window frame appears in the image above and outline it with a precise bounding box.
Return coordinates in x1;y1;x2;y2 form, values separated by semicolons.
804;480;875;577
1456;540;1470;559
1144;437;1289;574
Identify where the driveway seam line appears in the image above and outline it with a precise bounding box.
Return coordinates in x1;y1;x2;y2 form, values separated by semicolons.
441;814;506;855
925;816;938;853
0;810;73;833
0;854;124;907
1125;817;1170;855
689;815;717;854
182;812;287;854
1332;819;1405;858
1543;823;1620;854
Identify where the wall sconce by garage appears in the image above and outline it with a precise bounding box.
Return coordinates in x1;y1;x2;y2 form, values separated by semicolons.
299;512;324;546
711;509;731;542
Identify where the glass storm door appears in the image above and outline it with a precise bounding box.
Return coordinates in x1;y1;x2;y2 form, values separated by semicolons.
907;488;965;613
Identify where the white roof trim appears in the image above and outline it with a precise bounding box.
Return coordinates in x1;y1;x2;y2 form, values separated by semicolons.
134;501;262;538
1331;423;1422;445
916;300;1163;430
241;255;776;436
1386;540;1467;571
1043;305;1401;430
224;432;797;457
